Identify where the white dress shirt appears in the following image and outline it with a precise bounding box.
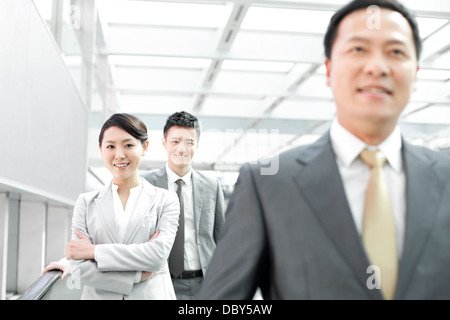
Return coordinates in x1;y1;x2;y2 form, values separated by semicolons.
166;163;202;271
329;120;406;258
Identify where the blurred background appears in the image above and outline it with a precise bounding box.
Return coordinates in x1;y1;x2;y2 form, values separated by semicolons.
1;0;449;299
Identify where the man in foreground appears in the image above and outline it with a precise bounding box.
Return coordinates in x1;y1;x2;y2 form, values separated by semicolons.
198;0;450;300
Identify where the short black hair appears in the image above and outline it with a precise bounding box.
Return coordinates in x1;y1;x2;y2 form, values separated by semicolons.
163;111;201;141
324;0;422;60
99;113;148;146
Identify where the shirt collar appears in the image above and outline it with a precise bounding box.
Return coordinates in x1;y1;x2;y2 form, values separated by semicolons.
165;163;192;186
111;178;143;193
330;120;403;172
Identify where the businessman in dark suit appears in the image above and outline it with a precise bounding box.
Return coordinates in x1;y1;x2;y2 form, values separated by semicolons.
142;111;225;300
198;0;450;300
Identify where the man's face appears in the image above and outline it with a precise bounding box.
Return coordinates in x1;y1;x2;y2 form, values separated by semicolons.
163;125;198;173
325;8;418;133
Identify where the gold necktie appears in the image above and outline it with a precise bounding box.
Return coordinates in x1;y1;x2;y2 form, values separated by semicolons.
360;149;398;300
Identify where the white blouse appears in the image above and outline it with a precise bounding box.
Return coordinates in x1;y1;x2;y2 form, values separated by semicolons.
111;179;143;243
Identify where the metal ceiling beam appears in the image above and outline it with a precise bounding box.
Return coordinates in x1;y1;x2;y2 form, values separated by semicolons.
72;0;97;109
114;85;450;106
132;0;450;18
102;49;450;71
262;63;323;114
421;21;450;62
50;0;64;47
192;2;250;112
103;48;325;65
95;10;120;120
130;0;342;12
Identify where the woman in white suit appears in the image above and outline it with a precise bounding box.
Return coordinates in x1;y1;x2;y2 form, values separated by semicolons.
65;113;180;300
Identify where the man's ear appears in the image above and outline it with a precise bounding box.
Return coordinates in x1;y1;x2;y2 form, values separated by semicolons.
412;65;419;91
325;59;332;87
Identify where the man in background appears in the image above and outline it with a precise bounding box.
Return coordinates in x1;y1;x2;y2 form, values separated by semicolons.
143;111;225;300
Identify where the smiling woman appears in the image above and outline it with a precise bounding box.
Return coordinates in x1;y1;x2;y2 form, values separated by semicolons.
98;113;149;193
63;113;181;300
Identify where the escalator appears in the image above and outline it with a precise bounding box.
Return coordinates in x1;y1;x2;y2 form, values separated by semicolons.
18;270;82;300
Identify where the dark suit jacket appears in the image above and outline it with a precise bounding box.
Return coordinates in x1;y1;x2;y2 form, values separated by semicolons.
142;167;225;276
198;132;450;299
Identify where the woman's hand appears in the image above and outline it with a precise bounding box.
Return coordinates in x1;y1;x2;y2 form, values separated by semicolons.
42;259;70;279
140;271;155;281
149;230;160;241
66;230;95;260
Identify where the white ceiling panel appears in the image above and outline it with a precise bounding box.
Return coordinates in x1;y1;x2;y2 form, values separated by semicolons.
415;17;449;38
222;59;294;72
32;0;450;187
230;30;325;63
411;80;450;103
118;95;195;114
417;68;450;80
402;105;450;124
212;70;286;95
272;99;336;120
200;96;266;118
295;75;332;100
114;66;205;91
241;7;333;33
98;0;231;27
430;49;450;69
106;25;219;55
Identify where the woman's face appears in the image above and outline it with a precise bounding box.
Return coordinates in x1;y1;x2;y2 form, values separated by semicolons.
99;126;148;184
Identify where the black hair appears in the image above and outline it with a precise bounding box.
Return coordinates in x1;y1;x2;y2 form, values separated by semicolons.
324;0;422;60
163;111;201;141
99;113;148;146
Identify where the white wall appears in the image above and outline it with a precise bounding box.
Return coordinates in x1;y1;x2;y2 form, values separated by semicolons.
0;0;88;297
0;0;88;203
0;194;8;300
16;201;47;294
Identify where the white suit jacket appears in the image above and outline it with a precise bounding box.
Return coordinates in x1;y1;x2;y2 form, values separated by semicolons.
69;179;180;300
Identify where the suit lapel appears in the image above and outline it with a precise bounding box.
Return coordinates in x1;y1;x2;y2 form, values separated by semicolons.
153;167;169;189
192;170;203;234
293;133;381;299
94;184;121;243
153;166;201;233
395;143;444;298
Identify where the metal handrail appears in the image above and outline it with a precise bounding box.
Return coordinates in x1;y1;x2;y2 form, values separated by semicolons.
18;270;63;300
